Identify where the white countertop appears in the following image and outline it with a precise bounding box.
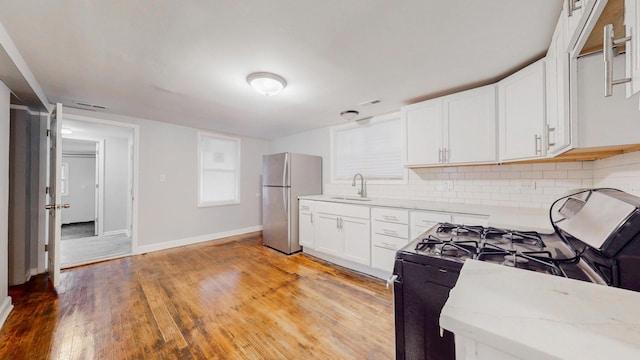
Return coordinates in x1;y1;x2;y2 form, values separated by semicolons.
298;194;553;232
440;260;640;360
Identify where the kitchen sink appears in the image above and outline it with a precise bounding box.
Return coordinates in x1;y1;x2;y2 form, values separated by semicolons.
330;196;372;201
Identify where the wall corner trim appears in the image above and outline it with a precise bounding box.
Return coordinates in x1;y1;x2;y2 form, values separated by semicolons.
0;296;13;329
134;226;263;254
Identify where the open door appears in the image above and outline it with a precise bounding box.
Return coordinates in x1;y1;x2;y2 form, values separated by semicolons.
46;103;66;289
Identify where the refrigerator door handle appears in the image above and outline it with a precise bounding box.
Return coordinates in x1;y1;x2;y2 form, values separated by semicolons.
283;187;288;215
283;152;289;186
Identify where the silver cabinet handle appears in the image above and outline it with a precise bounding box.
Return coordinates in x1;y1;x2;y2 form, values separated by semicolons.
567;0;581;17
386;274;398;289
381;242;396;249
382;229;398;236
534;134;542;155
604;24;632;97
310;213;313;224
383;215;398;221
546;124;556;150
336;217;340;229
443;148;448;163
438;148;442;163
339;217;343;229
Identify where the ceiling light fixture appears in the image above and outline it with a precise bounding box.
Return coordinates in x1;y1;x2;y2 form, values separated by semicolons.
61;128;73;135
340;110;359;121
246;72;287;96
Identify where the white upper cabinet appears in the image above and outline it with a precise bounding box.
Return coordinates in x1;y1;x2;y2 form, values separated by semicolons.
546;10;572;155
625;0;640;97
565;0;605;53
402;84;497;167
402;98;443;166
444;86;498;164
498;60;547;162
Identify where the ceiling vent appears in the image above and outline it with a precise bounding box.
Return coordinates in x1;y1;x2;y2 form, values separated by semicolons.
74;101;108;110
357;99;382;107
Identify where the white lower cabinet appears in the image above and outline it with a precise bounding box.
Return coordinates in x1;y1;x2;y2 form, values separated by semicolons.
299;200;315;249
300;200;490;279
371;208;409;272
410;211;452;240
314;202;371;265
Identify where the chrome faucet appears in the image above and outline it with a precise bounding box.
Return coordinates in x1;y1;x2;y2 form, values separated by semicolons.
352;173;367;198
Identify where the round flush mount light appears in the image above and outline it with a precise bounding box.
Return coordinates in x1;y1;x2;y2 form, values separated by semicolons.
340;110;359;121
61;128;73;135
246;72;287;96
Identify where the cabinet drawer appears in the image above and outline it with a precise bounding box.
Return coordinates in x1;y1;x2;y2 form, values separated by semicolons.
299;200;314;213
315;201;370;219
372;245;396;272
372;221;408;239
411;211;451;227
372;233;408;250
371;207;409;224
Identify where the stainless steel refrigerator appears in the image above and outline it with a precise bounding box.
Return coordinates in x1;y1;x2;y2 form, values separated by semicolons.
262;152;322;254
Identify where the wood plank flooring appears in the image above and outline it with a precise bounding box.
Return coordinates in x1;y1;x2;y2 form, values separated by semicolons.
0;232;394;359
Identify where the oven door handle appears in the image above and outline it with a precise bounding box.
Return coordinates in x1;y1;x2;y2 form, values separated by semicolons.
386;274;399;289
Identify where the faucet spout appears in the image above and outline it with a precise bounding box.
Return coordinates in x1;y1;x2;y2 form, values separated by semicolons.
352;173;367;198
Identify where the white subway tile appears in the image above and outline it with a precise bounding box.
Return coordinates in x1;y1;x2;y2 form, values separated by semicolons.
555;162;583;170
509;164;533;171
520;171;543;179
532;163;556;171
543;170;568;179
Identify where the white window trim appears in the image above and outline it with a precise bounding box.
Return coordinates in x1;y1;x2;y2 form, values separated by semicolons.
197;131;241;207
330;112;408;185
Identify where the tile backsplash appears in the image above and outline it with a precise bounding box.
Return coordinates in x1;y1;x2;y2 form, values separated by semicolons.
324;151;640;209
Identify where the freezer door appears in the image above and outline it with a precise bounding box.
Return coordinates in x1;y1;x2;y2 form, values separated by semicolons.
262;186;292;253
263;153;290;186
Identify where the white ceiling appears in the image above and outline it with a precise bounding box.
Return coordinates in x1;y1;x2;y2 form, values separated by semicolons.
0;1;563;140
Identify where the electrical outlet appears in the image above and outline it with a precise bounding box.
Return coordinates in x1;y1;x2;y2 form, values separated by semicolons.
518;181;536;191
437;180;454;191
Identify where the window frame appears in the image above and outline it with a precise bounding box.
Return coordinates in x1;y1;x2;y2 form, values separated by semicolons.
197;131;241;207
330;112;407;185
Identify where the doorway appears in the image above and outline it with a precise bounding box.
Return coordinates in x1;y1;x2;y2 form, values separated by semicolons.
59;117;135;267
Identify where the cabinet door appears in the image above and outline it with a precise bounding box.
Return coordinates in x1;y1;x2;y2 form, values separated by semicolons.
314;213;341;256
444;85;497;164
498;60;546;162
546;9;572;155
341;217;371;265
299;200;315;249
402;98;443;166
626;0;640;96
299;211;315;249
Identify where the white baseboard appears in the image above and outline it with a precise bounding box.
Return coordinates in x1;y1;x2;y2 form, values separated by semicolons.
134;225;263;254
0;296;13;329
103;229;128;237
303;248;390;280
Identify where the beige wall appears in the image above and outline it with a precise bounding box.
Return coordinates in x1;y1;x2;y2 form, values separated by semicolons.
64;107;270;250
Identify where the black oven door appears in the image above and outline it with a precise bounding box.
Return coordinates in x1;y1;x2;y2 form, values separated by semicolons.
393;258;459;360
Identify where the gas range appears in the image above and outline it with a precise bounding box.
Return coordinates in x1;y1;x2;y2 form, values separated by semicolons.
392;188;640;360
404;222;602;283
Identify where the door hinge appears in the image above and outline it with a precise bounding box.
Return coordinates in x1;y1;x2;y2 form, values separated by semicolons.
45;186;50;194
46;129;51;137
45;244;49;252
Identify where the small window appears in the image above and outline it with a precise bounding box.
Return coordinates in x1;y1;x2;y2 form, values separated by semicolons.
198;132;241;206
60;162;69;196
331;113;405;182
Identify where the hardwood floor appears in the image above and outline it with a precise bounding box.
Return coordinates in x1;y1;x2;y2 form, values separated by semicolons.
0;232;395;359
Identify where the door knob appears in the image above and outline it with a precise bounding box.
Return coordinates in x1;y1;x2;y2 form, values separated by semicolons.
45;204;55;210
62;204;70;209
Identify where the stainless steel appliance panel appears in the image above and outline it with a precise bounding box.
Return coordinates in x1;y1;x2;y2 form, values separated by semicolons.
262;152;321;254
262;186;291;253
262;153;289;187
